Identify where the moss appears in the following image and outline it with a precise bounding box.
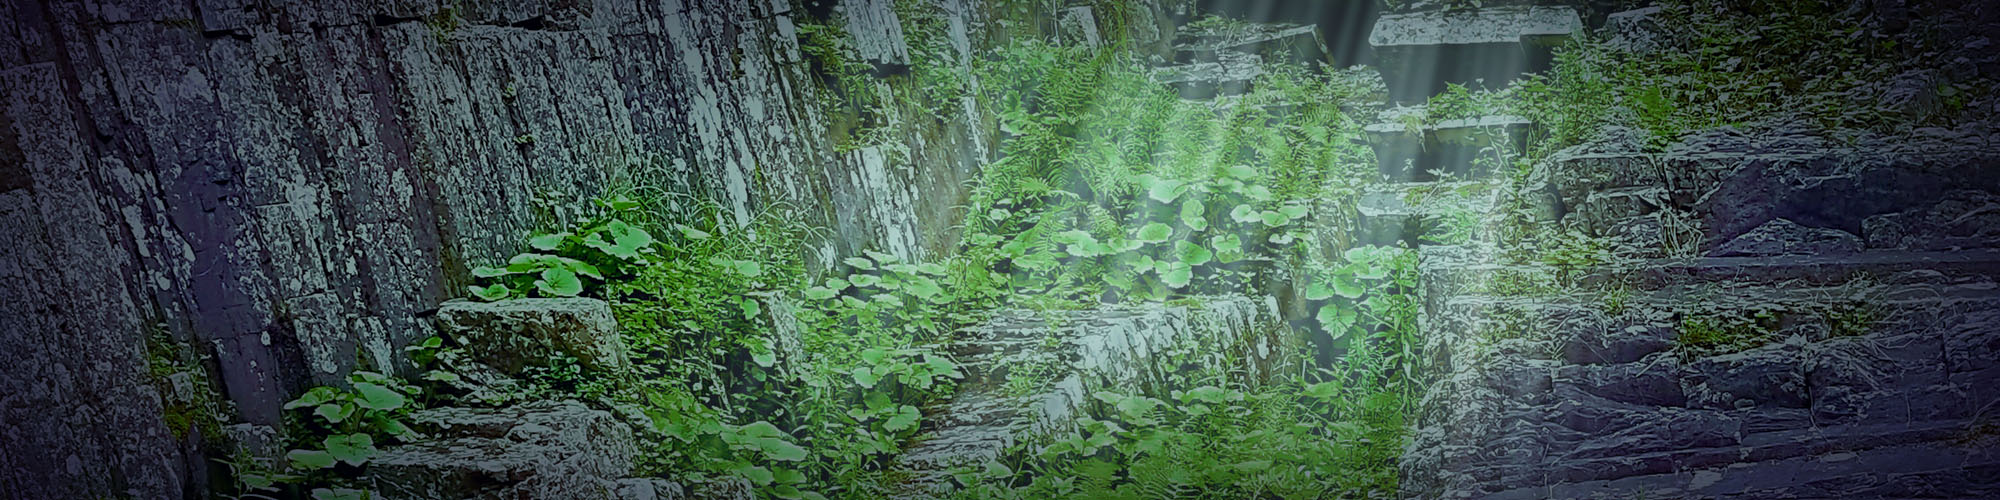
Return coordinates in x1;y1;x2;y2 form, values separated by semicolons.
144;329;225;442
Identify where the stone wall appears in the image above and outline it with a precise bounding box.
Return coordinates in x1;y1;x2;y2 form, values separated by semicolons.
1401;128;2000;499
0;0;1181;495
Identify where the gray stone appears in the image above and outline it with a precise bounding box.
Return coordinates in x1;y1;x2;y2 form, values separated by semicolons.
1864;190;2000;250
1710;218;1863;257
1058;7;1102;48
370;401;636;500
1362;110;1532;181
1369;5;1582;101
893;295;1292;493
436;298;628;374
1175;20;1326;67
1152;49;1263;99
1603;7;1666;55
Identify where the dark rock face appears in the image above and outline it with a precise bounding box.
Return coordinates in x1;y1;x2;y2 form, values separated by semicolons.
1406;121;2000;499
0;0;1023;495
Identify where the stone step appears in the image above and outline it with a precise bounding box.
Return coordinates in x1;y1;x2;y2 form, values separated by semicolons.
1173;20;1327;68
1403;247;2000;499
1369;5;1583;102
890;295;1293;495
1354;181;1499;247
1151;50;1263;100
1361;110;1531;182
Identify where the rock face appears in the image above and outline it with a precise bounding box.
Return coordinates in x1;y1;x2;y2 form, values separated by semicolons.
893;295;1294;493
1368;5;1581;102
369;401;636;500
1404;250;2000;499
0;0;1099;494
1404;124;2000;499
436;298;627;373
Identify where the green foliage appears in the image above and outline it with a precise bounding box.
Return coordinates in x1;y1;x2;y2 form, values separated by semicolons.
961;41;1376;306
1512;0;1985;155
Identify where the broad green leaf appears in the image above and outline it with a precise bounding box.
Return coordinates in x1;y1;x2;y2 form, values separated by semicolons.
1180;199;1208;231
774;467;807;484
288;449;335;470
352;382;406;411
759;437;809;461
864;250;901;264
803;287;839;300
323;433;375;467
884;405;920;432
916;263;947;275
1303;381;1341;398
1054;230;1096;247
849;274;882;287
1174;241;1213;267
1161;265;1192;289
733;464;775;486
859;348;891;364
315;403;353;424
675;224;712;240
826;277;851;291
285;387;339;410
735;260;763;278
1135;222;1174;243
1223;164;1258;179
851;366;879;388
1258;211;1288;227
1147;178;1187;203
528;232;568;251
535;268;583;297
753;349;777;368
1331;273;1365;298
770;485;804;500
1305;280;1335;301
739;297;762;319
843;257;875;270
1230;204;1258;223
1316;303;1359;337
469;284;511;301
1279;205;1311;220
470;266;511;278
738;421;785;438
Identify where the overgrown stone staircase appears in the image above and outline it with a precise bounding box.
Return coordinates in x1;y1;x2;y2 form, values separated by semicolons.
890;295;1294;495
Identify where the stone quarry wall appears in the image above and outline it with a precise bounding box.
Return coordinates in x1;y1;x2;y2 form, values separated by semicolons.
1401;128;2000;499
0;0;1171;495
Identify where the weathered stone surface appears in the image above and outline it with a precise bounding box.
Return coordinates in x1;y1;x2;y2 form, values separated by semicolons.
436;298;628;374
1175;20;1326;67
369;401;636;500
894;295;1293;493
0;0;1056;490
1406;239;2000;500
1058;6;1102;48
1152;49;1263;100
1369;5;1582;101
0;61;185;499
1864;190;2000;250
1602;7;1665;54
1362;111;1531;181
1710;218;1863;257
1355;181;1497;246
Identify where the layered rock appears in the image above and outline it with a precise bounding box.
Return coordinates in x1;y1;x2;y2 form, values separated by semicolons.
0;0;1064;494
893;295;1295;494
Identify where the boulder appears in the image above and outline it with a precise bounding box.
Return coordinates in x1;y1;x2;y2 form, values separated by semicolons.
435;298;628;374
369;401;636;500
